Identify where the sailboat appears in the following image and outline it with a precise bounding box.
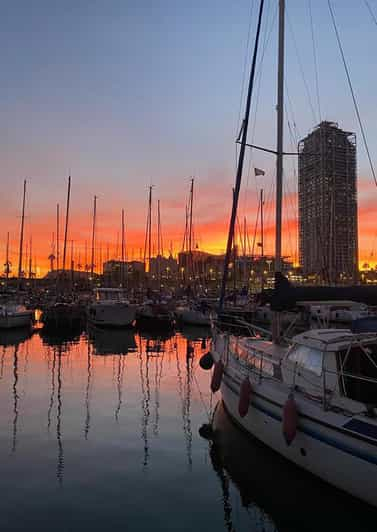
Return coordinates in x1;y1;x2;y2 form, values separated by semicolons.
209;0;377;507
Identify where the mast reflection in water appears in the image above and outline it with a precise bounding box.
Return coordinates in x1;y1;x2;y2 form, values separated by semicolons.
0;326;375;531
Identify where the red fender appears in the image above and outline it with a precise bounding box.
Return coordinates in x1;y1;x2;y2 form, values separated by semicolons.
238;377;252;418
211;360;224;393
282;395;298;446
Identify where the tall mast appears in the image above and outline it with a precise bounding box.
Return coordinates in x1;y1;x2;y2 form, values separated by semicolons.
148;186;152;271
272;0;285;343
157;200;161;284
121;208;125;287
17;179;27;283
90;195;97;279
56;204;60;272
219;0;265;310
188;178;194;280
260;189;264;290
5;231;10;282
157;200;162;257
62;175;71;272
71;239;74;286
28;236;32;279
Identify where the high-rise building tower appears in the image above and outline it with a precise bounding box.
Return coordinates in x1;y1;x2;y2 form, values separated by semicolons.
298;121;358;283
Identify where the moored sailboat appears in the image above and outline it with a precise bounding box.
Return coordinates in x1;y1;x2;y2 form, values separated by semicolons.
209;0;377;507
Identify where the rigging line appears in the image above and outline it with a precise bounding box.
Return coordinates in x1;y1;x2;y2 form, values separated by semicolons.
328;0;377;188
364;0;377;27
242;1;275;218
235;1;256;174
236;0;256;134
284;101;297;147
286;10;317;125
308;0;322;122
243;3;277;219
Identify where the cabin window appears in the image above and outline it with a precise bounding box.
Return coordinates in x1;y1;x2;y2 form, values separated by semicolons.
288;345;323;376
337;345;377;404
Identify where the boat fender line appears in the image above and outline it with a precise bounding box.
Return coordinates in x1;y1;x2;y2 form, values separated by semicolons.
211;360;224;393
200;351;214;370
283;393;298;446
238;377;253;418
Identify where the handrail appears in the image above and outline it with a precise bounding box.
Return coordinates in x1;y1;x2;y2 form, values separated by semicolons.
212;315;272;339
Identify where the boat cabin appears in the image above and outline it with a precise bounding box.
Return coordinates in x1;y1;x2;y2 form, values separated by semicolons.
94;288;126;302
283;329;377;407
299;300;368;324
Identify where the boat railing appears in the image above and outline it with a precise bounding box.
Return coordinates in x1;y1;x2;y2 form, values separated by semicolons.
212;315;272;340
322;366;377;410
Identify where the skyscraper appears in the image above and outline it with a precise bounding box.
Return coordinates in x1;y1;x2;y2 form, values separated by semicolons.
298;121;358;283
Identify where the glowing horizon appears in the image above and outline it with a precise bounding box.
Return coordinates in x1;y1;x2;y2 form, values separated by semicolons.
1;2;377;278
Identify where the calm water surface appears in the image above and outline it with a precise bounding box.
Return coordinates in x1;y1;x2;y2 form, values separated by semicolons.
0;325;376;532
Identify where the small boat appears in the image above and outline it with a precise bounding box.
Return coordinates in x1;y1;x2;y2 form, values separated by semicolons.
41;300;85;330
136;300;174;331
87;288;136;328
175;300;212;326
307;301;369;325
0;303;33;329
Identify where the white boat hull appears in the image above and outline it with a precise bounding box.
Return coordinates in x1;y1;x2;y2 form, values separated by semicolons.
87;303;136;327
212;341;377;507
176;308;210;326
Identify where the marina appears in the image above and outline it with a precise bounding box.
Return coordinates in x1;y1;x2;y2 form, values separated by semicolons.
0;324;376;532
1;0;377;529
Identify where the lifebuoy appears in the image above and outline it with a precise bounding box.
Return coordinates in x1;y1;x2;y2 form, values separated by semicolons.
211;360;224;393
282;394;298;446
238;377;252;418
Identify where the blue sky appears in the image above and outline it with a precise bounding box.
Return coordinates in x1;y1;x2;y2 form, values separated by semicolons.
1;0;376;269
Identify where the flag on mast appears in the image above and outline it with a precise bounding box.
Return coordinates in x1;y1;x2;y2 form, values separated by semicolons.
254;167;265;176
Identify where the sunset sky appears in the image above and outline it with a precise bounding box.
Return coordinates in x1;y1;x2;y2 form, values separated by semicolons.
1;0;377;276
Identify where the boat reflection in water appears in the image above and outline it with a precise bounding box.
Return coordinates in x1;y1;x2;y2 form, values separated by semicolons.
177;325;211;343
209;401;377;532
88;324;137;356
0;326;33;348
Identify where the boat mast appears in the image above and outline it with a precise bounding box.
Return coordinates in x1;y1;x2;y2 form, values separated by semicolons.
219;0;265;310
90;195;97;279
17;179;27;285
5;231;10;283
260;189;264;290
62;175;71;273
56;203;60;272
157;200;161;284
28;236;32;279
148;187;152;273
71;239;74;286
188;178;194;282
272;0;285;343
121;208;125;287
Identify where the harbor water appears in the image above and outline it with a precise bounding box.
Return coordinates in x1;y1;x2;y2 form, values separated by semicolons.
0;325;376;532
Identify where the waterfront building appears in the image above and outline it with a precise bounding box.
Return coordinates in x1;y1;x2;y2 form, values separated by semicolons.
298;121;358;283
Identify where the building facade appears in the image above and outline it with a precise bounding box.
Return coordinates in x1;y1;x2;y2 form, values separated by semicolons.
298;121;358;283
